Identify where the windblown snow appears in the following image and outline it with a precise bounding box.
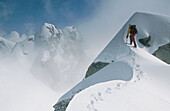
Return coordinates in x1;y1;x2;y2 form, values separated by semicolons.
0;23;91;111
1;11;170;111
54;12;170;111
32;23;89;91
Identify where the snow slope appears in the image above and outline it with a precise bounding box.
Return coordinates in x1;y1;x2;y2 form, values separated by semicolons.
66;47;170;111
94;12;170;63
0;31;62;111
0;58;62;111
0;23;90;111
54;12;170;111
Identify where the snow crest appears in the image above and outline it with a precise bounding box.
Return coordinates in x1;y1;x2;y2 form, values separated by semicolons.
54;12;170;111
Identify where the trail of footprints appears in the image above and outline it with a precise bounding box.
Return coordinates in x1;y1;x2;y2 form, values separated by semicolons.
86;49;144;111
131;50;144;81
86;82;127;111
87;92;103;111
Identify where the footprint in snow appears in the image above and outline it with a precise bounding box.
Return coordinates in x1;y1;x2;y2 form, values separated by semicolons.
105;88;112;94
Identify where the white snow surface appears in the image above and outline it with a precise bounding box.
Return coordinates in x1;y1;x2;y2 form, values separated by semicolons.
55;12;170;111
94;12;170;63
67;47;170;111
0;23;91;111
0;26;62;111
0;58;61;111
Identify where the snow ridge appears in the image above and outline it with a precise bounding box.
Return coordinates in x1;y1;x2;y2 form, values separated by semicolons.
54;12;170;111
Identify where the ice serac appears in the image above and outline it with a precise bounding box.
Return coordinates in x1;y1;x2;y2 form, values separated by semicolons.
32;23;88;91
53;12;170;111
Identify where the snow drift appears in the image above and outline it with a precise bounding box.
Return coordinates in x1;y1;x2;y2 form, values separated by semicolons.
53;12;170;111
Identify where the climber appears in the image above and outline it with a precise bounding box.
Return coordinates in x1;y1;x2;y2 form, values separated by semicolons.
126;24;138;48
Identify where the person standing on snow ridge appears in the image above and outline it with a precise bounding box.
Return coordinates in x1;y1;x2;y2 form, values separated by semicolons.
126;24;138;48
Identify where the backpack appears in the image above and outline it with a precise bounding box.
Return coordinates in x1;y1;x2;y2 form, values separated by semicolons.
130;25;138;34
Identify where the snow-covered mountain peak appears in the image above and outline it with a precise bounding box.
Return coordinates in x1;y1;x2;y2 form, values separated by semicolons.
31;23;89;92
53;12;170;111
63;26;77;34
63;26;80;40
34;23;61;46
94;12;170;63
6;31;20;42
43;22;61;35
0;22;90;111
34;23;82;48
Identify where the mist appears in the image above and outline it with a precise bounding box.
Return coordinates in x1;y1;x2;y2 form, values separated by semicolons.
0;28;93;111
77;0;170;57
0;57;61;111
1;0;170;111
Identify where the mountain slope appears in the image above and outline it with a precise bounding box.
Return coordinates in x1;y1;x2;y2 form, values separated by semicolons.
53;12;170;111
0;36;15;56
86;12;170;77
0;58;61;111
66;47;170;111
32;23;89;91
0;23;90;111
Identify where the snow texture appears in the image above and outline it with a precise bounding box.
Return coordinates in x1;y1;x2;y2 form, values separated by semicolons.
0;59;60;111
0;23;89;111
32;23;89;91
54;12;170;111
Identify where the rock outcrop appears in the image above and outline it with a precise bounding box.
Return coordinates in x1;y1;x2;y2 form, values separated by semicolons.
139;36;151;47
153;42;170;64
54;99;72;111
85;62;110;78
